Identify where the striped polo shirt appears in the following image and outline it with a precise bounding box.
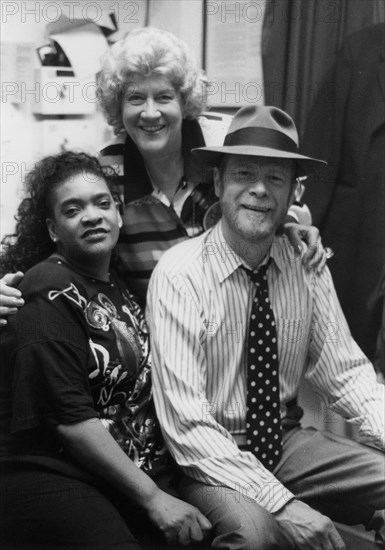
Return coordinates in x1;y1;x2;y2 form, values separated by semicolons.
100;114;232;303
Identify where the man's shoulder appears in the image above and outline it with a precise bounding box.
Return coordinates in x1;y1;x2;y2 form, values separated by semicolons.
270;236;304;281
272;235;336;298
154;230;212;277
272;235;295;258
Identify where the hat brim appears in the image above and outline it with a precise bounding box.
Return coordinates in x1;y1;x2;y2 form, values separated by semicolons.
192;145;326;177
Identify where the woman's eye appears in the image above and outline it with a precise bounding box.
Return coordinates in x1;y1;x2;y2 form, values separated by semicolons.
99;200;111;209
65;207;79;217
127;94;144;105
157;94;173;103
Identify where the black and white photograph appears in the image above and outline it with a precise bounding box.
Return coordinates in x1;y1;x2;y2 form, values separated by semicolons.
0;1;384;549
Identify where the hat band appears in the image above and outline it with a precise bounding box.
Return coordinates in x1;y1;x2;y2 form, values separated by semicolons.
224;127;298;153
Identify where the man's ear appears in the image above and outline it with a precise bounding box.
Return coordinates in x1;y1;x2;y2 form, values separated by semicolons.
213;167;221;198
46;218;58;243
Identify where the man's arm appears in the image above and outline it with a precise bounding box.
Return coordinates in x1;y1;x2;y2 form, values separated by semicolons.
0;272;24;323
307;266;385;449
147;265;294;514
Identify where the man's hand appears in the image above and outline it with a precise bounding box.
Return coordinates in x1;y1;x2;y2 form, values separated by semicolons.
0;272;25;324
284;223;331;274
274;499;345;550
146;490;212;546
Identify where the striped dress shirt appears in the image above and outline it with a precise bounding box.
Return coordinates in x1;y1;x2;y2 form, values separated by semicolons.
147;222;385;513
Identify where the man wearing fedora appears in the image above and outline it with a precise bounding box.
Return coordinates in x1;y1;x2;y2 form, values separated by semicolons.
147;105;385;550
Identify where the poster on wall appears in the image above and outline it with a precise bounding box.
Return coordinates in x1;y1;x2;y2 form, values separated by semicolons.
205;0;265;108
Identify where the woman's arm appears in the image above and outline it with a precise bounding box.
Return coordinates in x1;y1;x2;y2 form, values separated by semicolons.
283;222;329;274
56;418;211;546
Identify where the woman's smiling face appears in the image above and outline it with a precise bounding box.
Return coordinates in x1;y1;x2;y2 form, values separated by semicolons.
121;73;184;159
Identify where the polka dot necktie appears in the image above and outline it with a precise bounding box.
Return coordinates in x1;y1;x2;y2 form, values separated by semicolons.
243;262;282;471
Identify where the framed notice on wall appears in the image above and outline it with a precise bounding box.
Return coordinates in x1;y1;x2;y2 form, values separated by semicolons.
204;0;265;108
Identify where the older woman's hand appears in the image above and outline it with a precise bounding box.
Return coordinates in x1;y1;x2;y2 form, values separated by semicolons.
0;272;25;324
284;223;333;274
146;490;212;545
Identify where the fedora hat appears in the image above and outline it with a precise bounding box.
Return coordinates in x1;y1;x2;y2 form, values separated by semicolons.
193;105;326;176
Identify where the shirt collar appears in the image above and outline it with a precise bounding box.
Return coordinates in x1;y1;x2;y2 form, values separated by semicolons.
206;222;286;284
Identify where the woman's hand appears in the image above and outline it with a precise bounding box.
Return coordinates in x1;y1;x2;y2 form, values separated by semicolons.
146;490;212;546
56;418;211;546
0;272;25;325
284;223;332;274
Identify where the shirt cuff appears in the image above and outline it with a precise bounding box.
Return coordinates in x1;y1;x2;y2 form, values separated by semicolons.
358;416;385;450
244;473;296;513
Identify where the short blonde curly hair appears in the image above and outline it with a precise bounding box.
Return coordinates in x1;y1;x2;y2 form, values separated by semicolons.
97;27;208;135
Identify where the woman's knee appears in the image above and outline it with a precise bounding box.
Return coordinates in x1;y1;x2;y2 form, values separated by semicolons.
1;467;141;550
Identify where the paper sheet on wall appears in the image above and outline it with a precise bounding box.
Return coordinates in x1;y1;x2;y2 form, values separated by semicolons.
148;0;203;66
50;22;109;81
46;6;116;33
205;0;265;108
1;42;36;103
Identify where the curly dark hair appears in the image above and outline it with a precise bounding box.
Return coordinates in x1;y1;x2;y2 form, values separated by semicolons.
0;151;118;276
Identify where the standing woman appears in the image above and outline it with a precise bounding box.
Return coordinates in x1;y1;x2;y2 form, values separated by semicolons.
0;152;210;549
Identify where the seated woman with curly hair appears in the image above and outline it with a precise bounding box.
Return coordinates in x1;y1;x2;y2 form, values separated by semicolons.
0;151;210;550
